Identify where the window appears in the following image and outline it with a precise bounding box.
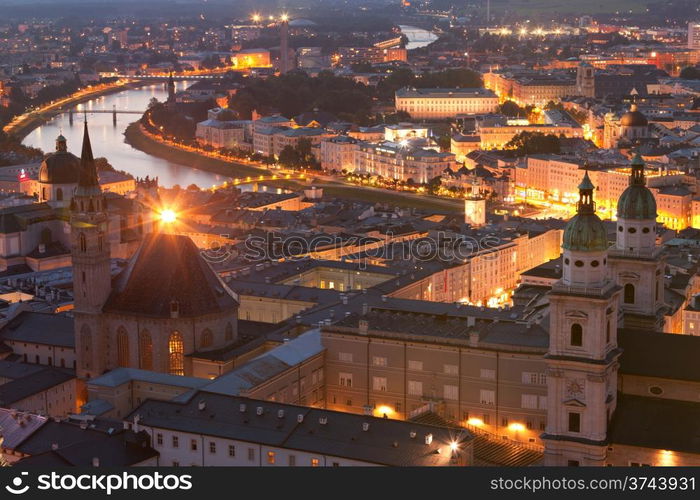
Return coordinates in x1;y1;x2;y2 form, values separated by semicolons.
288;455;296;466
444;364;458;375
480;389;495;405
372;377;387;392
311;458;320;467
79;233;87;252
522;372;547;385
521;394;538;409
570;324;583;347
338;352;353;362
480;368;495;379
372;356;387;367
156;433;163;446
80;325;92;370
568;412;581;433
168;331;184;376
624;283;635;304
228;445;235;457
267;451;275;464
209;442;216;454
116;328;129;367
200;329;213;349
408;360;423;371
444;385;458;401
172;436;179;448
408;380;423;397
339;373;353;387
139;331;153;370
248;448;255;461
191;439;198;451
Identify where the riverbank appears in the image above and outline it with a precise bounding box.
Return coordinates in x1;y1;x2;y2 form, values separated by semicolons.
126;121;461;212
6;81;145;140
123;122;270;180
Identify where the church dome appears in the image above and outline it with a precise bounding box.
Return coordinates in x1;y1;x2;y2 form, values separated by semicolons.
562;212;608;252
617;154;657;220
39;134;80;184
620;104;648;127
562;172;608;252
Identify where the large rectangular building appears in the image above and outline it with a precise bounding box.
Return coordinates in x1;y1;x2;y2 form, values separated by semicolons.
395;88;498;119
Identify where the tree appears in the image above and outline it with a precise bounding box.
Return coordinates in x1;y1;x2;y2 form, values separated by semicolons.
499;101;526;118
680;66;700;80
278;146;300;169
505;132;561;155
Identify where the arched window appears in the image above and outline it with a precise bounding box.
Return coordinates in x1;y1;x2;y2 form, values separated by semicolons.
79;233;87;252
200;329;213;349
225;322;234;341
56;188;63;201
116;327;129;367
40;227;52;245
570;323;583;347
624;283;635;304
80;324;92;370
168;331;184;376
139;330;153;371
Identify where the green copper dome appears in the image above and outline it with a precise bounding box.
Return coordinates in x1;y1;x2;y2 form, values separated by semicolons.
616;154;657;220
562;213;609;252
562;171;609;252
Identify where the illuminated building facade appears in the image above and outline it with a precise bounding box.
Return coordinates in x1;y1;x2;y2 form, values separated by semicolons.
395;87;498;120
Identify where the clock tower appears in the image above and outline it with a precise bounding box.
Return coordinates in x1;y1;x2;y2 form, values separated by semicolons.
543;172;622;466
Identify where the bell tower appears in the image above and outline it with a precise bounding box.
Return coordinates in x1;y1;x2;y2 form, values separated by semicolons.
608;153;665;330
71;121;111;378
543;172;622;466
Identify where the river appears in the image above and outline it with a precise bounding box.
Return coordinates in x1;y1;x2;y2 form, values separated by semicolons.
21;81;231;189
399;25;439;50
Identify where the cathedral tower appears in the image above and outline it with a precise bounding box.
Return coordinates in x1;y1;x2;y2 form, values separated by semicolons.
543;172;622;466
72;121;111;378
608;153;665;330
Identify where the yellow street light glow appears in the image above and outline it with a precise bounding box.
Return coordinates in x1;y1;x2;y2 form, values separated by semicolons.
520;28;528;35
509;422;525;432
280;13;289;22
467;417;484;426
374;405;394;417
160;209;177;223
450;441;459;452
252;13;261;22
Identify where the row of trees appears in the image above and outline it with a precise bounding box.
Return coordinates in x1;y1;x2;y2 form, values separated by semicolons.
228;67;483;124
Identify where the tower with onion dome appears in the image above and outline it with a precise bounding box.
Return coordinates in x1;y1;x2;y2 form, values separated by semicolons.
608;153;665;330
543;171;622;466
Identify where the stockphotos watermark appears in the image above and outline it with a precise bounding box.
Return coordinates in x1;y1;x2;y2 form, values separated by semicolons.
199;231;504;266
4;471;192;496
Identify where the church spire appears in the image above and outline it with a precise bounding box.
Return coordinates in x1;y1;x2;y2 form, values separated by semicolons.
630;152;645;186
78;120;99;189
576;170;596;215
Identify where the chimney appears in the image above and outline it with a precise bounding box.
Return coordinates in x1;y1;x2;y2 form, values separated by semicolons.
239;403;247;412
297;414;304;423
256;406;264;416
362;422;370;432
133;414;140;433
51;443;59;450
198;401;206;411
38;243;46;254
92;457;100;467
359;319;369;335
469;329;479;347
361;303;369;315
277;409;285;419
424;433;433;445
